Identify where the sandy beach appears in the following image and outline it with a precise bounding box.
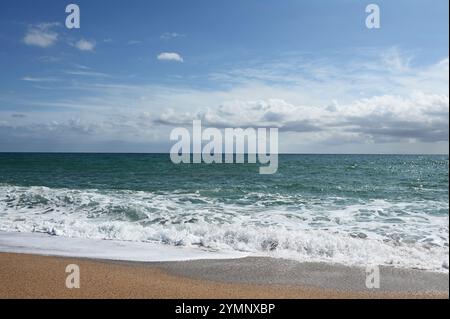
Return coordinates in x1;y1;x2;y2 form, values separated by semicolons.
0;252;447;299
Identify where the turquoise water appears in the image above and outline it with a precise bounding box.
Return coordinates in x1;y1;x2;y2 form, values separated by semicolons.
0;153;448;271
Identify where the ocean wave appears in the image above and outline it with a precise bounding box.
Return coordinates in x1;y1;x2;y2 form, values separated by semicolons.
0;184;448;272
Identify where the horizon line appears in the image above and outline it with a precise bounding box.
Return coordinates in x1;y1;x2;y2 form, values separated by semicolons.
0;152;448;156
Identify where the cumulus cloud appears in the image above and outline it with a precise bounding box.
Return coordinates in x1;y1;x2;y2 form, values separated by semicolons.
4;49;448;153
3;92;447;153
157;93;449;143
337;93;449;143
23;23;59;48
157;52;184;62
0;111;166;152
74;39;96;51
157;99;329;132
0;118;94;137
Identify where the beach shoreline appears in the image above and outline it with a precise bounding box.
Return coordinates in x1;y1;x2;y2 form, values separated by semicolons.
0;252;447;299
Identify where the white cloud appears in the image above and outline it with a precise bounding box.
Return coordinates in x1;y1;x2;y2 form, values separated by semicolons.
4;49;448;153
381;47;412;73
74;39;96;51
157;92;449;143
21;76;59;82
160;32;185;40
72;64;91;70
37;56;62;63
65;70;109;78
157;52;184;62
23;23;59;48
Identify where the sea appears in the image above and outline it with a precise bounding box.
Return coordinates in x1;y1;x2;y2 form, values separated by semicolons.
0;153;448;272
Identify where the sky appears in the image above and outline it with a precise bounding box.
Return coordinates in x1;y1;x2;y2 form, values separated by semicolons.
0;0;448;153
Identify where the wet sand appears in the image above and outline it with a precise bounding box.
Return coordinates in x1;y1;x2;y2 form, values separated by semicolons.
0;253;447;299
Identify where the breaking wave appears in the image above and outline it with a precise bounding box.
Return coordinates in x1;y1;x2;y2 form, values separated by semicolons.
0;184;448;272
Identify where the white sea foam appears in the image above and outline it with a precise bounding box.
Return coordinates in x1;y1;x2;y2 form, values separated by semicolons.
0;185;448;272
0;231;248;261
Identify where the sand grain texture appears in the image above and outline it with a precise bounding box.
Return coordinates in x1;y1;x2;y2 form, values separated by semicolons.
0;253;447;299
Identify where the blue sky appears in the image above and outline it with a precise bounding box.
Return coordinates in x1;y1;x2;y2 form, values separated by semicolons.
0;0;448;153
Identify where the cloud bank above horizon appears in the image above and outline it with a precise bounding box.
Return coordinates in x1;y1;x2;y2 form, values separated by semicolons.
0;0;448;154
